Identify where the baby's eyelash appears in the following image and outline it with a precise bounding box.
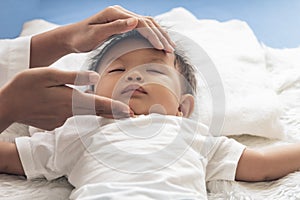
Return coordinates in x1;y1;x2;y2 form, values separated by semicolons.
147;69;165;74
108;68;125;73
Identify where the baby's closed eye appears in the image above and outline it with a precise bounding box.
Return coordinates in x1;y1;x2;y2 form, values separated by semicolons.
146;69;165;74
108;68;125;73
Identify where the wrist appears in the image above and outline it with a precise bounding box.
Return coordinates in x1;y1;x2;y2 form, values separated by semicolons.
54;25;76;54
30;26;73;68
59;22;85;53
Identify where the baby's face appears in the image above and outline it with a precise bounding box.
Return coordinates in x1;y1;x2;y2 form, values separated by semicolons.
95;38;183;116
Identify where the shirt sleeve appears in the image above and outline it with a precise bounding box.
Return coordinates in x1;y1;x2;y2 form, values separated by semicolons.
205;136;246;181
0;36;31;87
15;132;62;180
15;116;95;181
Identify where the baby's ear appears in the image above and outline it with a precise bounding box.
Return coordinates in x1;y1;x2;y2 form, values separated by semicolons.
178;94;194;117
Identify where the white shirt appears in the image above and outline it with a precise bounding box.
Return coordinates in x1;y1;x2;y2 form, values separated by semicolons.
16;114;245;200
0;36;31;87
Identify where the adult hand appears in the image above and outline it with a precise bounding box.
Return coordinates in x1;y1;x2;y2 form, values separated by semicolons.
67;5;175;53
30;5;175;68
0;68;133;132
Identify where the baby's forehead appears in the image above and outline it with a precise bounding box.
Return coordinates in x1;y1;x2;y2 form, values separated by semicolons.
99;37;176;70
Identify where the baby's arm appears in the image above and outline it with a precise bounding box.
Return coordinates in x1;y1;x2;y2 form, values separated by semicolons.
236;143;300;182
0;141;24;175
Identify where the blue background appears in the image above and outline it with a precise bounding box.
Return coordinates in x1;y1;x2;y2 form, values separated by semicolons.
1;0;299;48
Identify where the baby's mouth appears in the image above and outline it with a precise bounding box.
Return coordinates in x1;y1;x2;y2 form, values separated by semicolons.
121;84;147;95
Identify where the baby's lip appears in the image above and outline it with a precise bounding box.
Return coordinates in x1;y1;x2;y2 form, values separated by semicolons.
121;84;147;94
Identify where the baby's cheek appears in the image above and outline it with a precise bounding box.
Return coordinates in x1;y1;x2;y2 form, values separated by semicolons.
154;89;179;114
95;81;113;97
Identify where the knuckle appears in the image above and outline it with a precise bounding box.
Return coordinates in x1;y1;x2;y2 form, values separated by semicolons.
46;69;62;84
13;71;27;82
107;5;120;12
45;68;56;77
145;16;155;24
17;69;34;79
56;114;69;126
145;16;154;21
106;6;115;13
56;120;66;128
13;69;39;86
30;68;55;82
147;20;156;26
116;19;126;26
112;5;122;9
45;120;57;130
137;16;146;21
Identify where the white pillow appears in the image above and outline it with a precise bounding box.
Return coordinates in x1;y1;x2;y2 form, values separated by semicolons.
20;19;59;36
20;8;285;139
156;8;284;139
264;45;300;93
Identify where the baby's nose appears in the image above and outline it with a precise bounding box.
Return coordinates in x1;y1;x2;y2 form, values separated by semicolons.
125;70;144;82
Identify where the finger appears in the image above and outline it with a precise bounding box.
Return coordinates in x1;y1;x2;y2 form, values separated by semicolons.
45;69;100;87
95;96;134;118
89;6;166;52
96;18;138;38
137;19;164;50
72;92;134;118
90;5;138;24
89;6;174;52
135;14;175;50
108;8;175;49
145;21;174;53
150;18;176;48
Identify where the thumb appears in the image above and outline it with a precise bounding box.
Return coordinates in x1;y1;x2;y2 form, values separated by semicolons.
94;96;135;119
44;68;99;87
102;18;138;36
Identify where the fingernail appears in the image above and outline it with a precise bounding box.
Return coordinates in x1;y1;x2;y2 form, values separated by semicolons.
170;40;176;47
126;18;137;26
168;45;175;52
89;72;99;84
123;109;136;117
157;41;164;50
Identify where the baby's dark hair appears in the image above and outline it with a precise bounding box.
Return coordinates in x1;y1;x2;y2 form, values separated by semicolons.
88;30;197;96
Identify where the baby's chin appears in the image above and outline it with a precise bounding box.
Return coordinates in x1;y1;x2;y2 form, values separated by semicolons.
129;104;170;116
112;97;172;116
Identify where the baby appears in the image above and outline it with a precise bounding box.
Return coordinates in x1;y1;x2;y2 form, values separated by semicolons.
1;30;300;200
